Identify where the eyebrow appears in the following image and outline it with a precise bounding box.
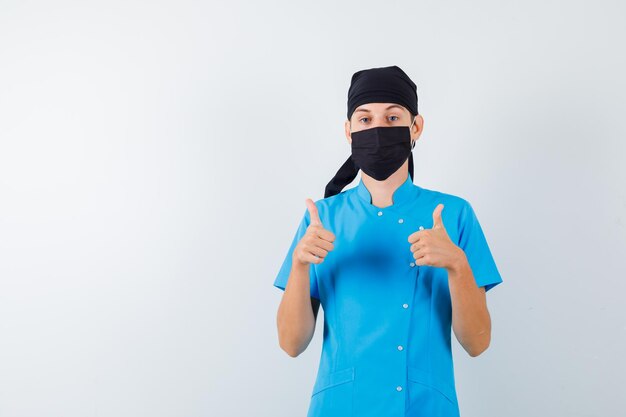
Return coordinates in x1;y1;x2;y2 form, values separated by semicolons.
354;104;405;113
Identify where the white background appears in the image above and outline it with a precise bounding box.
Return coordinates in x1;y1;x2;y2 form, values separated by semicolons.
1;0;625;416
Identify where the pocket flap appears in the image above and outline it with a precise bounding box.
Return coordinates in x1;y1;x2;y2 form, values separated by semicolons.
407;366;457;404
311;367;355;396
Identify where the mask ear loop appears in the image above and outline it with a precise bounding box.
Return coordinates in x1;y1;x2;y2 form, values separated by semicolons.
409;116;416;150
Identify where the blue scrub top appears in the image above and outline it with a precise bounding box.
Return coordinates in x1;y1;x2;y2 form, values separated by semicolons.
274;175;503;417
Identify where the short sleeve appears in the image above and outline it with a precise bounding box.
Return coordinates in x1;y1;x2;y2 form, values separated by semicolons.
457;201;503;292
273;208;320;300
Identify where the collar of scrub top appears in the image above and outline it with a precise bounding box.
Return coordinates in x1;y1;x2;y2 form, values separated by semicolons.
356;173;420;210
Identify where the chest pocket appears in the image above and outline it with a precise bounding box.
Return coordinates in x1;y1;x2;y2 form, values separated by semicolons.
307;367;355;417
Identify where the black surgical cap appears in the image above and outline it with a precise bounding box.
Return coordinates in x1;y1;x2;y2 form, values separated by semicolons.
347;65;418;120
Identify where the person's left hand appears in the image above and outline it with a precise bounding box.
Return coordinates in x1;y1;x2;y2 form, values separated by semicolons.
408;203;465;270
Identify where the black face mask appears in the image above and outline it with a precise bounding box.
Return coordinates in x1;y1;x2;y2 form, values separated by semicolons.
349;119;416;181
323;118;417;198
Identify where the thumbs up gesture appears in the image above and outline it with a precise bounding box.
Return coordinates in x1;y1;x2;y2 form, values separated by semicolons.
293;198;336;266
407;203;464;270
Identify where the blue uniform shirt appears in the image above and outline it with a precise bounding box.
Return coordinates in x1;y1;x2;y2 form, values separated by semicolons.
274;175;503;417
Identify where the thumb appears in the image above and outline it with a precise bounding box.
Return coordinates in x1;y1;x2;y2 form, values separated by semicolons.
305;198;323;226
432;203;445;229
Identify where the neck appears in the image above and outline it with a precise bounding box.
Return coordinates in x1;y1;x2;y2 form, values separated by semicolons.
362;161;409;208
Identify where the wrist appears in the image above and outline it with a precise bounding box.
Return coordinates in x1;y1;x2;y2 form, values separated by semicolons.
447;247;469;275
292;255;310;270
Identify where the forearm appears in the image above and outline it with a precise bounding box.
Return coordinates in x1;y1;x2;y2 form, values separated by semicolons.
447;251;491;356
276;261;317;357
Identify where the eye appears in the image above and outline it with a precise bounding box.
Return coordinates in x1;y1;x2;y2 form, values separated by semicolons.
389;115;399;121
359;117;369;123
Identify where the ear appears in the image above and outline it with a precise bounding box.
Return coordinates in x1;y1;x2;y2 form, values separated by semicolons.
410;114;424;142
344;119;352;145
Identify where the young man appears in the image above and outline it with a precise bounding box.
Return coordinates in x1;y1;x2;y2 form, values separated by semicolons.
274;65;503;417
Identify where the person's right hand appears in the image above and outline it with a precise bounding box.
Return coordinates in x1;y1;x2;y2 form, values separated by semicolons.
293;198;336;266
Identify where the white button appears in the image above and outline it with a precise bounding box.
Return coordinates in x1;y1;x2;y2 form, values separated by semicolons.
418;225;424;230
398;218;404;223
410;262;415;267
378;211;383;216
396;386;403;391
402;303;409;308
397;345;404;351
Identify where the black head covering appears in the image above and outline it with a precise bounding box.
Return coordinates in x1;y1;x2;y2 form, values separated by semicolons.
324;65;419;199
